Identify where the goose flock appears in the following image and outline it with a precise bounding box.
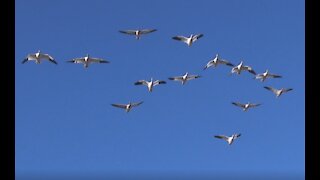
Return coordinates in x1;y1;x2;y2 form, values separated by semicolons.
22;29;293;146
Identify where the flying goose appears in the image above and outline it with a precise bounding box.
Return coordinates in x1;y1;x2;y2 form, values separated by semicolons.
172;34;203;46
214;134;241;145
231;102;261;111
168;72;201;85
255;69;282;82
22;50;57;64
134;78;166;92
231;61;256;75
203;54;234;70
111;101;143;113
67;54;109;68
119;29;157;40
264;86;293;97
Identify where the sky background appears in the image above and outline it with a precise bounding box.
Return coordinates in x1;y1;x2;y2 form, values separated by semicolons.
15;0;305;179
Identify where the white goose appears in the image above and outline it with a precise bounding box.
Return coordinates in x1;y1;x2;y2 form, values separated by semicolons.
214;133;241;145
67;54;109;68
119;29;157;40
264;86;293;97
111;101;143;113
172;34;203;46
255;69;282;82
232;102;261;111
203;54;234;70
134;78;166;92
168;72;201;85
231;61;256;75
22;50;57;64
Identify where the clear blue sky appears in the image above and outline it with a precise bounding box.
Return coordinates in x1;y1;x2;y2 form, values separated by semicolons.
15;0;305;179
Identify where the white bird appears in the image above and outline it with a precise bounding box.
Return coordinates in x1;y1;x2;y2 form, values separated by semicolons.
134;78;166;92
214;134;241;145
264;86;293;97
203;54;234;70
255;69;282;82
111;101;143;113
168;72;201;85
22;50;57;64
231;61;256;75
67;54;109;68
119;29;157;40
231;102;261;111
172;34;203;46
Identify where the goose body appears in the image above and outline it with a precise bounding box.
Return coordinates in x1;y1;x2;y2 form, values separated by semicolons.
119;29;157;40
231;61;256;75
214;134;241;145
168;72;201;85
204;54;234;70
255;70;282;82
232;102;261;111
134;78;166;92
22;50;57;64
67;54;109;68
111;101;143;113
264;86;292;97
172;34;203;46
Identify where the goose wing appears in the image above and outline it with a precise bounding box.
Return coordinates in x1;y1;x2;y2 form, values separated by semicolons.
134;80;148;86
140;29;157;34
22;54;36;63
153;80;166;86
192;34;203;41
186;75;201;80
243;65;256;75
283;88;293;92
264;86;278;94
203;60;215;70
89;58;109;63
268;73;282;78
214;135;229;141
232;102;245;108
67;58;85;64
41;54;57;64
119;30;137;35
131;101;143;107
111;103;127;109
219;59;234;66
168;76;184;81
172;36;189;43
248;103;261;108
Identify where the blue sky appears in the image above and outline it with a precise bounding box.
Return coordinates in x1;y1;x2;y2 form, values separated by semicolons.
15;0;305;179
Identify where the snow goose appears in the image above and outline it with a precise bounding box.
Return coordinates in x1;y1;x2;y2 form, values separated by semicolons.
203;54;234;70
22;50;57;64
231;61;256;75
111;101;143;113
67;54;109;68
168;72;201;85
255;69;282;82
172;34;203;46
264;86;293;97
231;102;261;111
134;78;166;92
214;134;241;145
119;29;157;40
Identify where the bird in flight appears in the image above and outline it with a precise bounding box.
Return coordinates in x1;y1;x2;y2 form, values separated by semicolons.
119;29;157;40
22;50;57;65
264;86;293;98
134;78;166;92
66;54;109;68
231;102;261;111
172;34;203;46
203;54;234;70
111;101;144;113
168;72;201;85
214;133;241;145
231;61;256;75
255;69;282;82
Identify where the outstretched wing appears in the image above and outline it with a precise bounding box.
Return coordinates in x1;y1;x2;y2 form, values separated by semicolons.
168;76;184;81
192;34;203;41
214;135;228;141
172;36;189;43
134;80;148;86
248;103;261;108
186;75;201;80
111;103;127;109
243;65;256;75
269;73;282;78
119;30;137;35
219;59;234;66
283;88;293;92
153;80;166;86
264;86;278;94
42;54;57;64
232;102;245;108
140;29;157;34
131;101;143;107
89;58;109;63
